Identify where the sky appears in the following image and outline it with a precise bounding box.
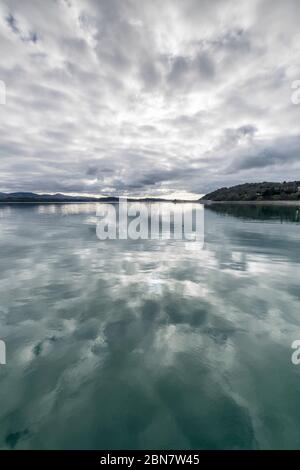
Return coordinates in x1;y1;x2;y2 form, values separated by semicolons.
0;0;299;198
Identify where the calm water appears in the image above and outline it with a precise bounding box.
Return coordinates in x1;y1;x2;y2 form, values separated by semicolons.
0;203;300;450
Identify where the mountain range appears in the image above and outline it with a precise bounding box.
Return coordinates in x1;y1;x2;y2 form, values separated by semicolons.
0;192;180;203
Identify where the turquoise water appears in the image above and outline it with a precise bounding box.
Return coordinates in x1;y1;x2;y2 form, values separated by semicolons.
0;203;300;450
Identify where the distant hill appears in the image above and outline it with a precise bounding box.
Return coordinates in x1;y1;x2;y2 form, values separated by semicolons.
201;181;300;201
0;192;181;203
0;192;112;203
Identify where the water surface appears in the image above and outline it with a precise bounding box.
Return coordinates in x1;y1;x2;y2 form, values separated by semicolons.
0;202;300;449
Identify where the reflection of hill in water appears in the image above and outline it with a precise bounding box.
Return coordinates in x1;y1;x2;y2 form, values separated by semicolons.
206;203;300;223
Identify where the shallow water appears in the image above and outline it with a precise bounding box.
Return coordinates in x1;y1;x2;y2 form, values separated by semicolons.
0;202;300;450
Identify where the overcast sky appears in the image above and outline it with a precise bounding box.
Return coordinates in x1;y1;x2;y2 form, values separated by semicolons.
0;0;299;198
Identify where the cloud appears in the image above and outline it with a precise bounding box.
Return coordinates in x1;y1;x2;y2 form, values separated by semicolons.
227;135;300;172
0;0;299;196
5;12;38;43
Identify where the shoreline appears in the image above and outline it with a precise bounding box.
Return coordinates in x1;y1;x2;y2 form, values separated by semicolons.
0;200;196;205
201;200;300;206
0;200;300;206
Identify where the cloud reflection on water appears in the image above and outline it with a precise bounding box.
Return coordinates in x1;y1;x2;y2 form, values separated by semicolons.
0;203;300;449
